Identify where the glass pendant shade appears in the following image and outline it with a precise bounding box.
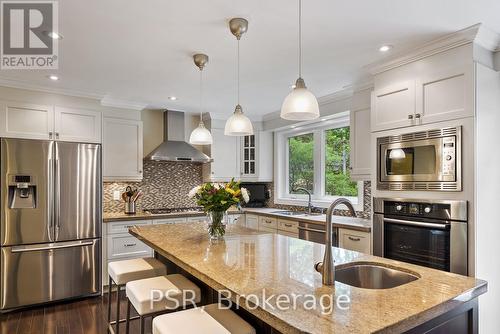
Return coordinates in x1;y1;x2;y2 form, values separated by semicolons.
281;78;320;120
224;104;253;136
189;121;213;145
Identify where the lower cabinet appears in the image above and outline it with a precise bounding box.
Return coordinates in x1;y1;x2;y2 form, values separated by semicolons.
258;216;277;230
245;214;259;230
153;218;188;225
338;228;371;254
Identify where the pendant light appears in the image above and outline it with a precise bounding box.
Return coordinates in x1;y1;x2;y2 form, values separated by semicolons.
189;53;213;145
224;18;254;136
280;0;319;121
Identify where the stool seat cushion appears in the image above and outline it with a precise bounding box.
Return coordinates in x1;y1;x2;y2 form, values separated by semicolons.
126;274;201;316
152;304;255;334
108;258;167;285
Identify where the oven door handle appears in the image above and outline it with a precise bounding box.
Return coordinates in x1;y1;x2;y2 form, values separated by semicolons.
383;217;448;230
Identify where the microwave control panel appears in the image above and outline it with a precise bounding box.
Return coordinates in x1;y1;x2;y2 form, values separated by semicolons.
442;136;456;177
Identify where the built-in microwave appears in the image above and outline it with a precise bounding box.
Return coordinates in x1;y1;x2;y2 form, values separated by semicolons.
377;126;462;191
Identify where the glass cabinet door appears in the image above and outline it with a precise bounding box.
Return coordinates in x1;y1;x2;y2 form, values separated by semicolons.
242;135;256;176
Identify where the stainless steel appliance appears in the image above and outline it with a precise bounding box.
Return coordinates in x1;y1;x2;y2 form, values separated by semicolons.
377;126;462;191
0;138;101;311
298;222;339;246
373;198;468;275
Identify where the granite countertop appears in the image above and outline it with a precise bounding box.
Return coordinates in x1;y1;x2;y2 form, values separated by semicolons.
104;207;371;232
130;222;486;334
243;207;371;232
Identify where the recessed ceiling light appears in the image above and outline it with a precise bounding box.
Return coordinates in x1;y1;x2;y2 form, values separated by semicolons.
291;125;297;128
321;118;327;121
379;45;393;52
44;31;63;40
168;96;177;101
48;75;59;81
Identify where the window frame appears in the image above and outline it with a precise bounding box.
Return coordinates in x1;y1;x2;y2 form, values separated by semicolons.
275;111;364;211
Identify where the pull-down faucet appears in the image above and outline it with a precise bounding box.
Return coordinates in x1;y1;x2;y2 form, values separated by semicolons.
294;187;313;215
314;198;357;285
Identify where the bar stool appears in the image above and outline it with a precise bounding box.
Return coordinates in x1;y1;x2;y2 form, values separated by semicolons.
107;258;167;334
152;303;255;334
125;274;202;334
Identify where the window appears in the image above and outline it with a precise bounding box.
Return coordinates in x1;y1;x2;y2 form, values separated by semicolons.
288;133;314;194
325;127;358;197
275;112;363;209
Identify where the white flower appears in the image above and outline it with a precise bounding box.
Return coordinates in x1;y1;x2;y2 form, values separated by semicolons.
188;185;201;198
241;187;250;203
214;183;223;190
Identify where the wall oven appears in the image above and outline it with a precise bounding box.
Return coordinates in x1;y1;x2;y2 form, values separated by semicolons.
377;126;462;191
373;198;468;275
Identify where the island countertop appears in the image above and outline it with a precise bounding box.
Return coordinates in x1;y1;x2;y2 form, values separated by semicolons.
129;222;486;334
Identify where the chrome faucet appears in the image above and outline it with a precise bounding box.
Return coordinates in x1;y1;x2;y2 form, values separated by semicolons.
315;198;357;285
294;187;313;215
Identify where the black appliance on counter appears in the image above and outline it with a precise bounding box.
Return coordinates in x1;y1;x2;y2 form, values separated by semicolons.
240;183;269;208
373;198;468;275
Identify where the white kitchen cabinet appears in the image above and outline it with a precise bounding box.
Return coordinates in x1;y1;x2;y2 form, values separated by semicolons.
103;117;143;182
54;106;101;143
258;216;277;231
186;215;208;223
152;218;187;225
372;81;416;132
416;65;474;125
277;219;299;238
245;214;259;230
349;107;371;180
277;230;299;238
239;131;273;182
0;100;54;140
338;228;371;254
209;128;240;182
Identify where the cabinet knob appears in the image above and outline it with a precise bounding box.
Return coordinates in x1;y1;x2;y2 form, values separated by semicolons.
49;132;53;139
408;115;414;120
415;113;421;119
55;132;60;139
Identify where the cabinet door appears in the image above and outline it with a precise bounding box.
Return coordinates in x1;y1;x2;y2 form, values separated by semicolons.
152;218;187;225
103;118;143;181
258;216;277;230
54;107;101;143
338;228;371;254
0;100;54;140
416;65;474;125
245;214;259;230
349;107;371;180
240;134;257;180
372;81;415;132
210;128;239;181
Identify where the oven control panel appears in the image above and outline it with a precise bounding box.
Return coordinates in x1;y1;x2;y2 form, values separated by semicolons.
384;201;450;220
442;136;456;177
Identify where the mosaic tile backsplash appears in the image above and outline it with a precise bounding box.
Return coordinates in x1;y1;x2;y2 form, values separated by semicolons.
103;161;203;213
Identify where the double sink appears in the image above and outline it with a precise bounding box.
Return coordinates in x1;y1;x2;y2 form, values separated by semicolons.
272;210;323;217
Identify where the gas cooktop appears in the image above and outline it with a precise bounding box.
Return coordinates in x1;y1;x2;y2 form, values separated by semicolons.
144;207;203;215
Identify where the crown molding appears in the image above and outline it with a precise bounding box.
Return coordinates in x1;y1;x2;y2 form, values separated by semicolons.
100;96;148;111
366;23;500;75
0;76;103;99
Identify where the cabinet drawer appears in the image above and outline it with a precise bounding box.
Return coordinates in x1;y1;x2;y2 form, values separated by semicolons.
152;218;187;225
277;229;299;238
259;216;277;230
278;219;298;233
339;229;371;254
106;220;151;235
107;234;152;260
186;215;207;223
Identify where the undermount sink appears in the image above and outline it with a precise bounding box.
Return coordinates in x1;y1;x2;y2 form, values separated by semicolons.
301;212;323;216
271;210;306;216
335;262;420;289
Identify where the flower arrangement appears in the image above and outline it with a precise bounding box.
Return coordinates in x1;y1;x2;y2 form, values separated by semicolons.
188;179;249;239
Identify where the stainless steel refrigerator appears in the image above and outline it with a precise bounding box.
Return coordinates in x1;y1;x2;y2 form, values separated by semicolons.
0;138;101;311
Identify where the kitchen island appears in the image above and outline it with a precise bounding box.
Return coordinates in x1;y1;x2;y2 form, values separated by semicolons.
129;222;486;334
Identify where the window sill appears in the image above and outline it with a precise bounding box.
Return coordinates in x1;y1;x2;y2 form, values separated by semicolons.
274;197;364;212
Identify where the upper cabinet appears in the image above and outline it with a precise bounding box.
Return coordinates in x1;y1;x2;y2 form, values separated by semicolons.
371;47;474;132
349;107;371;180
205;128;273;182
371;81;415;132
103;117;143;182
54;107;101;143
0;100;102;143
0;101;54;140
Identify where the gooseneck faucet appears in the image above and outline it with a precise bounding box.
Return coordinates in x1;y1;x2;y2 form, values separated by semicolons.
315;198;357;285
294;187;313;215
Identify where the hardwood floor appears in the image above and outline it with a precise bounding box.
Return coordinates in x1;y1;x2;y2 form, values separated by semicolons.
0;292;151;334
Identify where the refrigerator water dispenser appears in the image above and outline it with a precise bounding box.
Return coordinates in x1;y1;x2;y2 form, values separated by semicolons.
8;175;36;209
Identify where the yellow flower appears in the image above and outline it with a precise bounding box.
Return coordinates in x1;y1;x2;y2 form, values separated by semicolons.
226;188;236;195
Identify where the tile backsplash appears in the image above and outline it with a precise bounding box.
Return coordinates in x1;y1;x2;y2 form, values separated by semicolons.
103;161;203;213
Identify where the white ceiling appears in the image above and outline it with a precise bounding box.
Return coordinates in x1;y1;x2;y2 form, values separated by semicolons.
1;0;500;120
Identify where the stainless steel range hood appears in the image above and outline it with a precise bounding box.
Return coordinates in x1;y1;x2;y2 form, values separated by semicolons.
144;110;212;163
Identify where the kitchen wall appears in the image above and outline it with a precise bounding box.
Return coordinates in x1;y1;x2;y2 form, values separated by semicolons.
103;161;203;212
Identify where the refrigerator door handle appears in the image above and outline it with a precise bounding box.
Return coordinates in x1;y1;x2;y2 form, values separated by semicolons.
11;240;95;253
47;157;54;242
55;158;61;240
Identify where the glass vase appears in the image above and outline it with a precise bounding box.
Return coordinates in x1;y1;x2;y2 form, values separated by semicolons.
207;210;227;240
